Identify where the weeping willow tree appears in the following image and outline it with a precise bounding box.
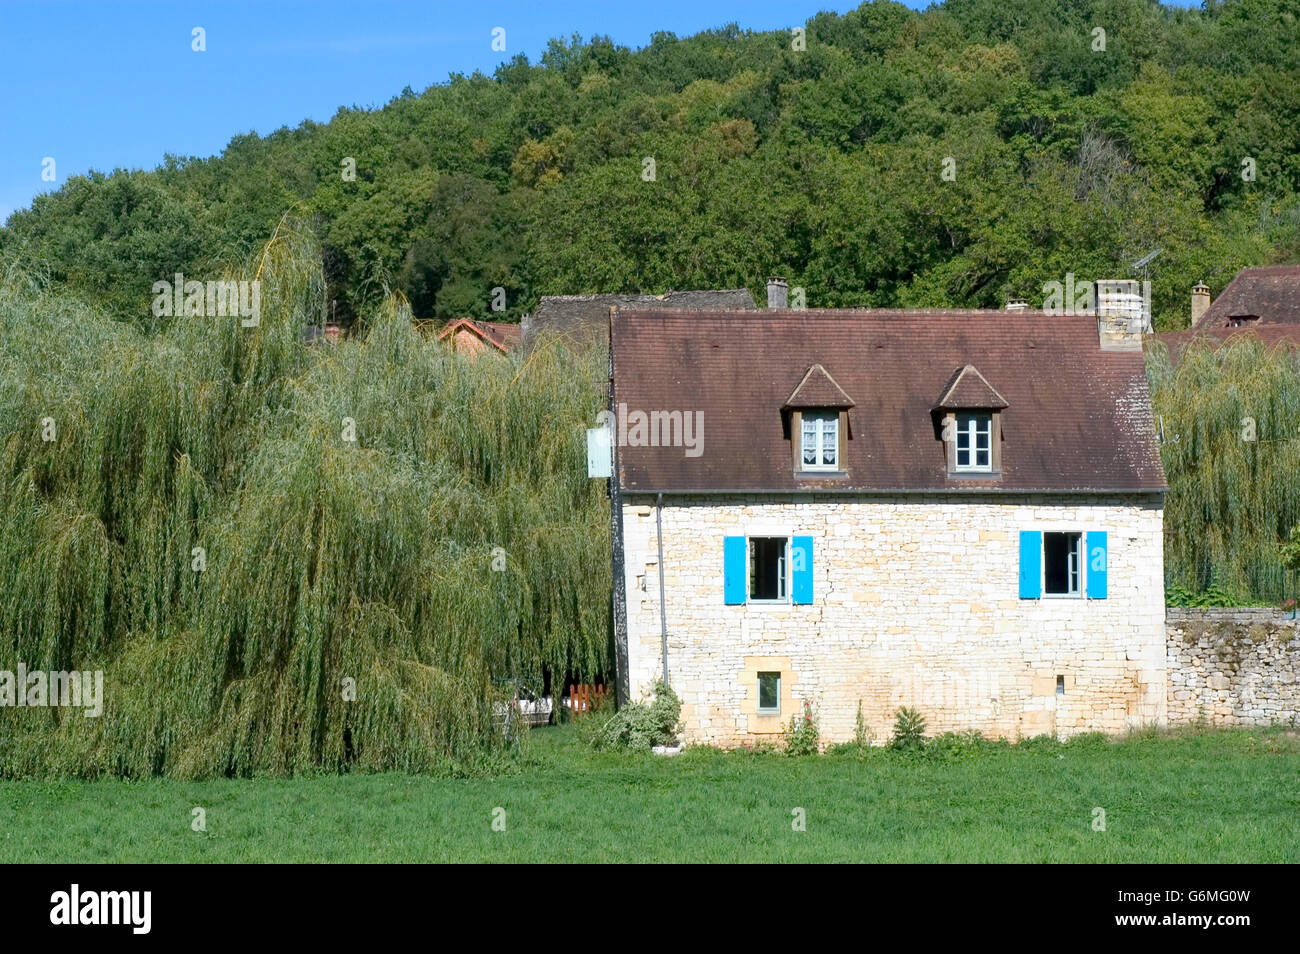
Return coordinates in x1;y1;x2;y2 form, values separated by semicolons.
1147;336;1300;603
0;222;609;779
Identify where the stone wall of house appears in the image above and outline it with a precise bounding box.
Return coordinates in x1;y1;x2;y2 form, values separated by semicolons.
621;493;1167;746
1166;608;1300;727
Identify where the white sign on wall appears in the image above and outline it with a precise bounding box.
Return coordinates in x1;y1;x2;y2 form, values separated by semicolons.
586;427;611;479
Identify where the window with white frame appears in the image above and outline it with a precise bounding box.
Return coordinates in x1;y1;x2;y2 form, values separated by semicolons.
749;537;788;602
953;412;993;472
757;672;781;714
801;411;839;470
1043;532;1082;596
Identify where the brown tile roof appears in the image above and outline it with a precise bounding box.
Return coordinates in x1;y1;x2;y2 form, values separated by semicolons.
481;320;522;349
933;364;1009;410
1149;324;1300;366
1196;266;1300;328
611;309;1166;494
785;364;854;408
523;289;757;349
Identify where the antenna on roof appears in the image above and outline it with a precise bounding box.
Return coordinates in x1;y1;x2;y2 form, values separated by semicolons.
1130;248;1163;280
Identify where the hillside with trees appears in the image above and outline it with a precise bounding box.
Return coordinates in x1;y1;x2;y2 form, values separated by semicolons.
3;0;1300;329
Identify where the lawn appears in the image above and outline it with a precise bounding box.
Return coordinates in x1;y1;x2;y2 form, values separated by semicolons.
1;726;1298;863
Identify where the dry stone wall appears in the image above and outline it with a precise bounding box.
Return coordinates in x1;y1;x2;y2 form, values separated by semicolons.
1166;608;1300;727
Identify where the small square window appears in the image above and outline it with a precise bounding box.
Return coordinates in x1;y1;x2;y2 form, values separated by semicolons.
757;672;781;714
953;413;993;472
749;537;788;602
800;412;838;470
1043;532;1082;596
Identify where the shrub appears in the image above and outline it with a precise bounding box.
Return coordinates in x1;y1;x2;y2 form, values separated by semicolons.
922;730;1007;762
596;680;681;750
782;700;820;756
852;700;873;748
889;707;927;751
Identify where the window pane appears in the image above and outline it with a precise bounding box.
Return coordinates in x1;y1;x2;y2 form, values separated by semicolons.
758;672;780;712
1044;532;1081;595
801;419;817;464
822;419;837;465
976;449;989;467
749;537;787;601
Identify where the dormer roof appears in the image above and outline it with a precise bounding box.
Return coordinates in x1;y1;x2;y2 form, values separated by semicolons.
933;364;1009;411
784;364;855;409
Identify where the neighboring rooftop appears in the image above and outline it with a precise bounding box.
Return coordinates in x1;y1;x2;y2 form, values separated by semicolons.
522;289;757;349
436;317;521;354
611;309;1166;495
1149;324;1300;367
1195;266;1300;329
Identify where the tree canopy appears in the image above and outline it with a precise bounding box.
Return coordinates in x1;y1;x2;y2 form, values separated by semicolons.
4;0;1299;328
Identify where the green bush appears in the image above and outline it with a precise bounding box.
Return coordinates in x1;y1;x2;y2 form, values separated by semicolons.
889;707;928;752
596;680;681;750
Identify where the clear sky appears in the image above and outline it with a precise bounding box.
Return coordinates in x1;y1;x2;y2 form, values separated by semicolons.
0;0;888;224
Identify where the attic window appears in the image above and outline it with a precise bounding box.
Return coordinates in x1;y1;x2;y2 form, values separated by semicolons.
800;412;839;470
784;365;854;475
934;365;1007;478
953;413;992;472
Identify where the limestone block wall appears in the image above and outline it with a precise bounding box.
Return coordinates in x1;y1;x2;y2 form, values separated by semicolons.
1166;609;1300;726
621;493;1167;746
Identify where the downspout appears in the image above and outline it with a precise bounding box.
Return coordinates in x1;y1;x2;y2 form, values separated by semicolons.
656;492;669;684
609;307;630;706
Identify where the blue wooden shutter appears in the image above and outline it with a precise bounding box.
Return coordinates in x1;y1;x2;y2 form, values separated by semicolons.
723;536;747;604
1019;531;1042;599
1087;531;1108;599
791;536;813;605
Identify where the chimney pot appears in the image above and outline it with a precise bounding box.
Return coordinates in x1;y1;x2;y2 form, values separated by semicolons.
766;277;788;310
1191;282;1211;326
1005;298;1028;312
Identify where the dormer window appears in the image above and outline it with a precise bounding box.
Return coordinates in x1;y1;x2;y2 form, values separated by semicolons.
953;413;992;472
784;363;854;477
801;412;839;470
933;365;1008;478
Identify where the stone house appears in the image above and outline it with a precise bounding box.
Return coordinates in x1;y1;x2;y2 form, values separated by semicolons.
608;307;1169;745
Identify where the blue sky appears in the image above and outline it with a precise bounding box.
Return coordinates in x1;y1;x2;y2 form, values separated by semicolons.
0;0;883;223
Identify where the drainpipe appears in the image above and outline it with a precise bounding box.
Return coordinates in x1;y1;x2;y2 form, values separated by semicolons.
609;308;630;706
656;492;669;684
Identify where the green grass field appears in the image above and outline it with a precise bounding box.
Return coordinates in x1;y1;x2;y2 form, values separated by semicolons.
2;726;1297;863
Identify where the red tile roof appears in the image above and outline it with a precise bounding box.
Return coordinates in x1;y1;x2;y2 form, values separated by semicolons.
437;318;521;352
611;309;1166;494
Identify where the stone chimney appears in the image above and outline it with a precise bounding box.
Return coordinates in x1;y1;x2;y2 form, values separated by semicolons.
1191;282;1211;327
1095;279;1150;351
1005;298;1028;312
766;277;788;309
